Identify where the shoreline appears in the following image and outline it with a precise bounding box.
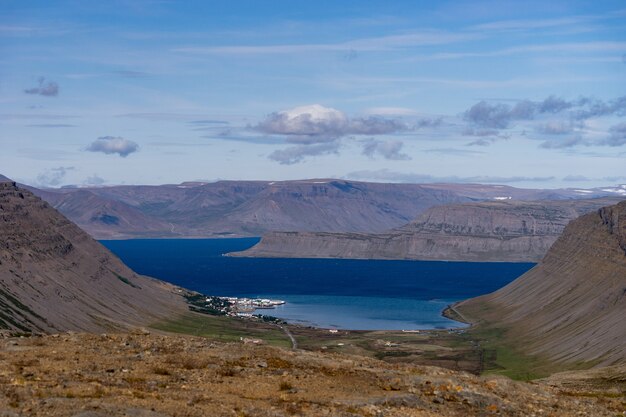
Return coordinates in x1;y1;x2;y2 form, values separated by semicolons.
186;289;471;332
251;297;471;332
441;302;472;325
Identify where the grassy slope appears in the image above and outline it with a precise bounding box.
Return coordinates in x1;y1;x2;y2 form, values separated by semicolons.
150;312;292;348
151;311;490;376
458;300;596;381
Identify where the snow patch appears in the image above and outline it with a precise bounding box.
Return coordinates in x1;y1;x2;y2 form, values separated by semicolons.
601;188;626;194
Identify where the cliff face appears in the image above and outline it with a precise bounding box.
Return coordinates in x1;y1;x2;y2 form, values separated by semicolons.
232;199;622;262
0;181;186;333
456;200;626;366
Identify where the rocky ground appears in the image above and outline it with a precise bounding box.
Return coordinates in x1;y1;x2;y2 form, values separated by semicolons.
0;332;623;417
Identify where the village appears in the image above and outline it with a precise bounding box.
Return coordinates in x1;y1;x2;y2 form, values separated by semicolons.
216;296;286;316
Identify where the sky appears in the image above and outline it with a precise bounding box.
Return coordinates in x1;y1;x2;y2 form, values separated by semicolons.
1;0;625;189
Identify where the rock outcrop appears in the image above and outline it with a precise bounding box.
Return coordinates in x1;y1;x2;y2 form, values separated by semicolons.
0;181;186;333
232;198;623;262
456;200;626;366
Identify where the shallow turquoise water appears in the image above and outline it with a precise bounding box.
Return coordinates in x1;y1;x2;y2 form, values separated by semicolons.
252;294;463;330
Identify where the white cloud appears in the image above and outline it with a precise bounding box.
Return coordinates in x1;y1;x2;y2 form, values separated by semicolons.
256;104;408;144
257;104;409;164
86;136;139;157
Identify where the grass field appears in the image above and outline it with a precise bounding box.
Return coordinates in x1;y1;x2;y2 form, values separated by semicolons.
152;311;489;375
151;308;578;381
150;312;292;348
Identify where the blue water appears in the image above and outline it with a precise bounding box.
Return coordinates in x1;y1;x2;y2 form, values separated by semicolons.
101;238;534;330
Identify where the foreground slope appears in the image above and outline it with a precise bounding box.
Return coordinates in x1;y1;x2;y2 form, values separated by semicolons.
232;198;622;262
456;200;626;367
0;333;622;416
0;180;186;333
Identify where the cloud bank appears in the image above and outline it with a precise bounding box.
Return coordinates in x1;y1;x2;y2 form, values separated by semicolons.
257;104;408;163
463;95;572;129
462;95;626;149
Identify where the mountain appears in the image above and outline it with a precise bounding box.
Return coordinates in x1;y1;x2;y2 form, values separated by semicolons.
32;187;174;239
231;198;623;262
455;200;626;367
26;179;626;239
0;179;186;333
28;180;473;238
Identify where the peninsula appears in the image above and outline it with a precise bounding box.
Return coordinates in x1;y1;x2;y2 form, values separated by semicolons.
231;197;623;262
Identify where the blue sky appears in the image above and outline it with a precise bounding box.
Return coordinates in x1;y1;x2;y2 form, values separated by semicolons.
1;0;625;188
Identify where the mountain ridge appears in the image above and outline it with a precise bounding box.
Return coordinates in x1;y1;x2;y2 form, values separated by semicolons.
231;197;624;262
20;177;626;239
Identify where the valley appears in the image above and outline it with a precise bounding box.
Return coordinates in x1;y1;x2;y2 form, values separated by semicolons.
0;176;624;415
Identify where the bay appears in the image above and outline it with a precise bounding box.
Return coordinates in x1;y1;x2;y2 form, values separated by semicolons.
101;238;534;330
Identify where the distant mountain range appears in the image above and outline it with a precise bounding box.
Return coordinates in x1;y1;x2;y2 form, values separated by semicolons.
457;200;626;367
231;197;625;262
0;178;186;333
18;177;626;239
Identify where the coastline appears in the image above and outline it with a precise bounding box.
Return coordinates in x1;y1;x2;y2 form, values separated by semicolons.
243;294;467;331
441;302;472;325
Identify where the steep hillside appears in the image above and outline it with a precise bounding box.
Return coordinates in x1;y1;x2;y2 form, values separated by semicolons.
232;198;622;262
456;200;626;367
0;180;186;333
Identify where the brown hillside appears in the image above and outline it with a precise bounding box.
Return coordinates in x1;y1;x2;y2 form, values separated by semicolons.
0;181;186;333
456;200;626;367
